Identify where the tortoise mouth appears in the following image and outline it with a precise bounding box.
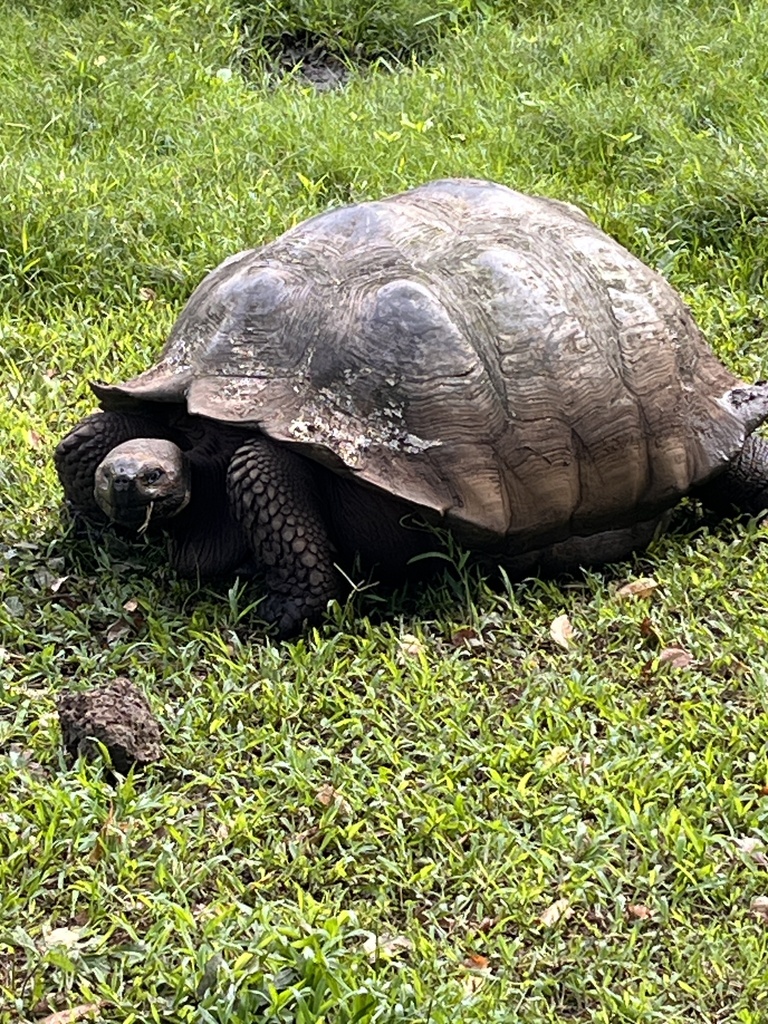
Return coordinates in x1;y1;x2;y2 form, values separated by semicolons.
97;488;191;530
94;438;191;529
98;488;157;529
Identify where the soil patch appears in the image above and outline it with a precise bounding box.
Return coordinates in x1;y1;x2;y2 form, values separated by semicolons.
272;33;353;91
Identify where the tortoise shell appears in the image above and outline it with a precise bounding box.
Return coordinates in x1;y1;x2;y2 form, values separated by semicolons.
93;178;756;551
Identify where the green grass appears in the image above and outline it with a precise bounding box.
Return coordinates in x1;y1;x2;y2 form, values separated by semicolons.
4;0;768;1020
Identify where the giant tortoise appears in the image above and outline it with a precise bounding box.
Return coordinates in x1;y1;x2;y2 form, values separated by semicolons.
55;178;768;635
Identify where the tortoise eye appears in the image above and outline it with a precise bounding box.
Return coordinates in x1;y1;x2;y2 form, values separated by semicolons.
145;468;163;485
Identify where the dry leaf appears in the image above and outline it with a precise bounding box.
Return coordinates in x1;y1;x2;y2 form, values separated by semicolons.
451;627;484;650
658;646;693;669
550;614;574;650
475;916;499;934
616;577;659;600
627;903;653;920
122;598;139;613
291;824;321;845
398;633;425;659
38;1002;108;1024
461;973;486;996
41;926;85;950
751;895;768;921
639;616;663;645
315;784;352;819
105;620;131;643
538;898;572;927
361;932;413;961
138;287;157;302
461;953;490;970
30;996;67;1020
89;806;116;865
8;744;35;764
734;836;768;868
735;836;763;855
540;745;569;771
28;429;42;449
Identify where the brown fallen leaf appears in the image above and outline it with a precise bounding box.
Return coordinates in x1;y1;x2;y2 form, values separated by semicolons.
105;600;146;642
616;577;659;600
639;616;663;645
29;995;67;1020
538;898;572;927
38;1001;108;1024
461;953;490;970
315;783;340;806
627;903;653;920
315;783;352;819
89;805;116;865
451;627;484;650
550;614;574;650
28;429;43;449
475;915;500;934
750;895;768;922
138;286;157;302
658;646;693;669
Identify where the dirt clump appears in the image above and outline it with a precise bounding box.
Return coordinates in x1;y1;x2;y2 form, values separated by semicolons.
57;677;162;774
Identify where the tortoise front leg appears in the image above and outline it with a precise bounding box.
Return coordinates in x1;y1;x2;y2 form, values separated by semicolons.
226;437;341;636
54;411;167;517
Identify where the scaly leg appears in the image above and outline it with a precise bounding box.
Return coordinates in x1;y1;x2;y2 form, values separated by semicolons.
226;437;340;636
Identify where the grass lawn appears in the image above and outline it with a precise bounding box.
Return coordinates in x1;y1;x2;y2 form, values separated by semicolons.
4;0;768;1020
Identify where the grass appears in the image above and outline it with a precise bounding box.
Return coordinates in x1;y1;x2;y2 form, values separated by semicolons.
4;0;768;1020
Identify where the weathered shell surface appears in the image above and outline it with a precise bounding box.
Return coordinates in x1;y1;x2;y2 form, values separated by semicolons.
94;178;755;549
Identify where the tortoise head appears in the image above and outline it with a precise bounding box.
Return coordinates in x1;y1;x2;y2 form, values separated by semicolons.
94;439;191;530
